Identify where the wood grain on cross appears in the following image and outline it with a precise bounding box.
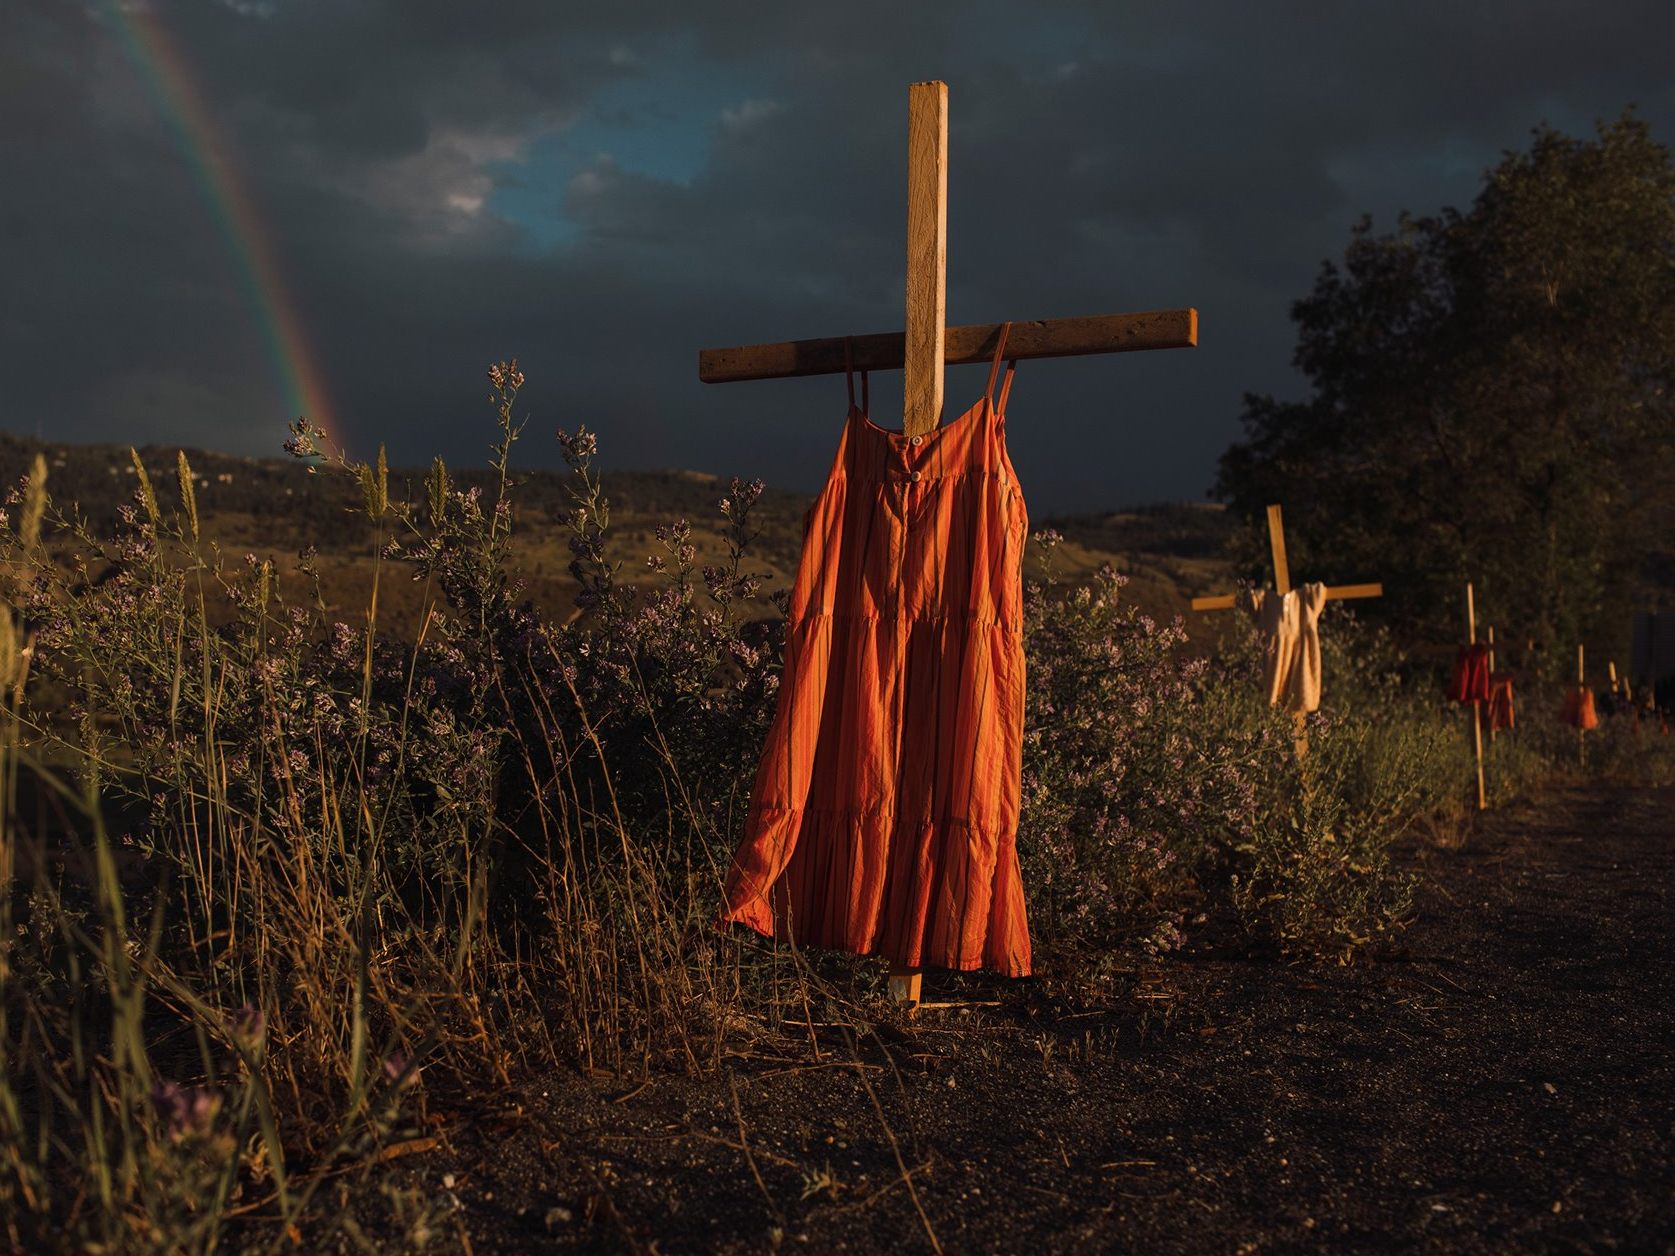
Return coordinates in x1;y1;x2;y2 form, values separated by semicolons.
696;80;1198;1010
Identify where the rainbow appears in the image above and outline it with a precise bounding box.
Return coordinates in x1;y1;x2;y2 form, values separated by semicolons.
104;1;343;451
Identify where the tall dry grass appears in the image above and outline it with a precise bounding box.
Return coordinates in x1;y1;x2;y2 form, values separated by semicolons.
0;369;809;1250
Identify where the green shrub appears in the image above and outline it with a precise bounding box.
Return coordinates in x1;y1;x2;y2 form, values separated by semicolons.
1017;543;1271;965
1204;609;1465;957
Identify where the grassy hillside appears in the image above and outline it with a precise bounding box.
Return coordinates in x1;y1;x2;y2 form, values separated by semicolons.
0;433;1241;638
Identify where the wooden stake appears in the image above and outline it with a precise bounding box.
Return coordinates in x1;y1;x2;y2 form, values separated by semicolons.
1487;624;1497;743
903;80;948;439
888;962;922;1011
1467;582;1486;812
1577;642;1587;761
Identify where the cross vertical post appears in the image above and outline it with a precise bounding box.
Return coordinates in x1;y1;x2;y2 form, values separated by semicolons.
890;80;948;1012
1467;582;1486;811
903;81;948;439
1267;504;1292;596
1265;505;1308;748
1578;643;1588;761
1486;624;1497;743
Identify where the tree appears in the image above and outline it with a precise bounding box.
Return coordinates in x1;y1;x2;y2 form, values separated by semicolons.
1217;113;1675;674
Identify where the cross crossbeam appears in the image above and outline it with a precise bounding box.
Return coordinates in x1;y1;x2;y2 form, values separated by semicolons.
699;309;1199;385
1190;583;1381;612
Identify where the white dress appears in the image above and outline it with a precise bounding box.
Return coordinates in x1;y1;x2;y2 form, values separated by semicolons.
1240;582;1327;714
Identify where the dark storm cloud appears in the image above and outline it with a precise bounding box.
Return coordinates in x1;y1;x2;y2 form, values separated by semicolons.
5;1;1675;510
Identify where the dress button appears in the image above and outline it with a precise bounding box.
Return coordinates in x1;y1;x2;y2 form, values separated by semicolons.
911;471;922;482
910;435;923;447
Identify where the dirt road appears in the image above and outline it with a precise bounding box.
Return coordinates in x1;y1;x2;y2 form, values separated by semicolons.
402;787;1675;1253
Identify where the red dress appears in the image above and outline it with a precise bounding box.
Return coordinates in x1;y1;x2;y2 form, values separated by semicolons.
1447;645;1491;704
720;329;1032;976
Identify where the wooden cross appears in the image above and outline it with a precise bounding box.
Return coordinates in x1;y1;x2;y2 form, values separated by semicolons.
697;81;1198;1010
1191;503;1382;749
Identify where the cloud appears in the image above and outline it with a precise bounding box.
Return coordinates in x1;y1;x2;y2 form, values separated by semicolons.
5;1;1675;511
339;126;536;246
720;98;782;132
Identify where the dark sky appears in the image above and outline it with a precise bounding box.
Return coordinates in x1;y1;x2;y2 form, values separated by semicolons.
6;2;1675;513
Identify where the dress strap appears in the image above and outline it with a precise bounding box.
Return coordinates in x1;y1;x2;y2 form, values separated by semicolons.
995;359;1017;415
843;336;869;414
985;322;1013;409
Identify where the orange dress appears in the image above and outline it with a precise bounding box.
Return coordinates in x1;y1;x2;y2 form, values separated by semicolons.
1562;685;1599;731
1485;672;1515;731
720;328;1032;976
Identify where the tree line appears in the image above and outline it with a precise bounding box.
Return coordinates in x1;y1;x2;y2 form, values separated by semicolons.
1217;113;1675;676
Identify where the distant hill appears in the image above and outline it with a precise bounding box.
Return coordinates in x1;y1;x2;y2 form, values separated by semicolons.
0;434;1240;639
